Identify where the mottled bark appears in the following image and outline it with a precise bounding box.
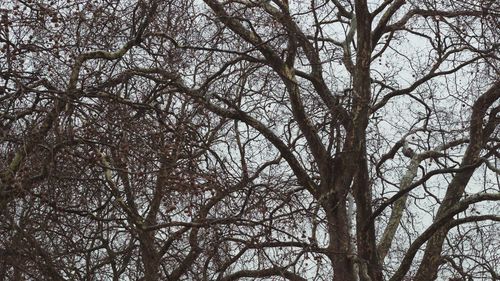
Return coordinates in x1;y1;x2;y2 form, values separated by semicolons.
351;1;383;280
325;191;357;281
377;151;419;260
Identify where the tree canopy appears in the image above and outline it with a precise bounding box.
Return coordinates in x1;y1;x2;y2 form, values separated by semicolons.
0;0;499;280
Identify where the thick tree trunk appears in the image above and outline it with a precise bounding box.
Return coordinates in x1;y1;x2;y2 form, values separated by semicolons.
350;0;383;279
140;233;160;281
325;193;357;281
353;153;383;281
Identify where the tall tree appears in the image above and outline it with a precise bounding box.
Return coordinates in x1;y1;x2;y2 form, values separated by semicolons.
1;0;499;280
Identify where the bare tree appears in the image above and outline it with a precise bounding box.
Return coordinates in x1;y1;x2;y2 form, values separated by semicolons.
1;0;499;280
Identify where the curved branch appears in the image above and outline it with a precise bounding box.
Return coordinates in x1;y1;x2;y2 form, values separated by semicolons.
220;267;307;281
389;194;500;281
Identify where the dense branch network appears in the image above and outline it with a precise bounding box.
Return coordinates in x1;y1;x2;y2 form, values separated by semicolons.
0;0;498;280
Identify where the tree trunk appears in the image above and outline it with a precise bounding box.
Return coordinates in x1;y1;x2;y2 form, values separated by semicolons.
325;193;357;281
140;233;160;281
